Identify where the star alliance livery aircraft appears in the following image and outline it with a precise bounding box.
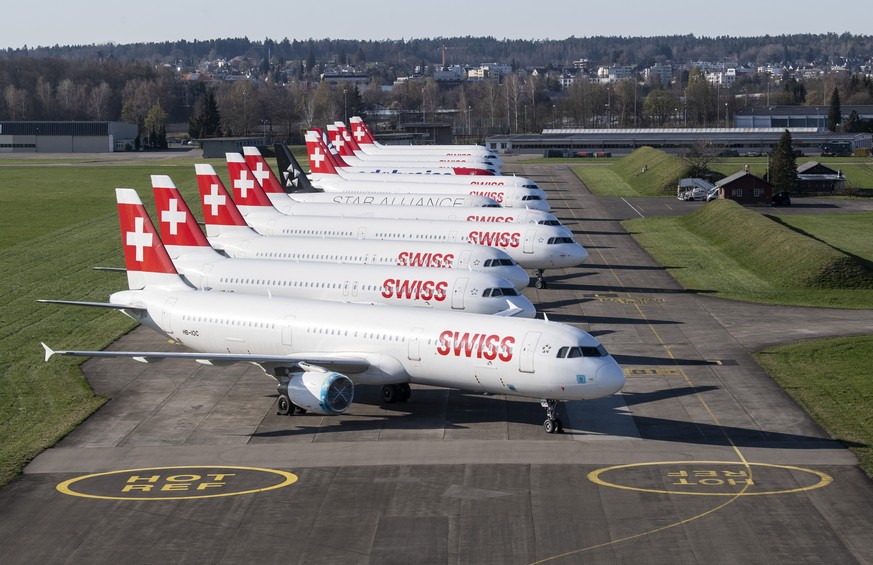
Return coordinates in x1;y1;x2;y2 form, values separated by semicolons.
41;189;625;432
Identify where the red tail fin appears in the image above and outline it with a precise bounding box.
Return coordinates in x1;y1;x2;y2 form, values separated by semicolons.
150;175;211;248
350;116;376;145
116;188;188;290
226;153;274;207
327;124;354;158
195;164;249;228
305;131;339;175
242;146;286;194
335;122;361;152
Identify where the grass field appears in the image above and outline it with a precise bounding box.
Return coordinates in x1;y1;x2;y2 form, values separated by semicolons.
0;156;232;485
754;336;873;477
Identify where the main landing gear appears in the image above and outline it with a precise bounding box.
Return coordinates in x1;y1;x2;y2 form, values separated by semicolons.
534;269;548;289
381;383;411;404
276;393;307;416
541;399;563;434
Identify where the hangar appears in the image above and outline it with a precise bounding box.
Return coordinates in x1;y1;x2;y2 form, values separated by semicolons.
485;128;871;157
0;121;138;153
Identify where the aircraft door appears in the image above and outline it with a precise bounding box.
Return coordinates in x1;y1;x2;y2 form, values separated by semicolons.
458;250;471;268
161;298;177;335
357;227;367;239
519;331;541;373
452;277;468;310
198;264;214;290
282;316;296;352
408;327;423;361
342;280;350;297
352;280;359;297
523;230;536;254
449;230;458;243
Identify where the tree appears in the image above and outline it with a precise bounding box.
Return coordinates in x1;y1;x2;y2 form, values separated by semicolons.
188;90;221;139
827;87;841;132
769;129;797;193
682;139;719;178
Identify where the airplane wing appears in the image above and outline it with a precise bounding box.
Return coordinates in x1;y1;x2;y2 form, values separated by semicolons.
41;343;370;375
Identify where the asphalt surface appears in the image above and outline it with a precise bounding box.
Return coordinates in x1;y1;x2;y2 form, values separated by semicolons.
3;158;873;564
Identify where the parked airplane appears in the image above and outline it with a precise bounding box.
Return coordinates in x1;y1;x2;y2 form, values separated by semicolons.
332;122;503;169
326;124;503;172
280;139;541;192
152;177;534;317
182;169;531;289
41;189;625;433
205;161;585;287
301;133;552;212
227;151;561;226
349;116;497;156
312;128;497;175
243;146;500;209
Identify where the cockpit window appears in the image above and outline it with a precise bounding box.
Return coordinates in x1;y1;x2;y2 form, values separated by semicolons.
521;195;542;201
547;237;575;245
538;220;561;226
483;258;516;267
556;345;607;358
484;287;520;297
522;184;540;189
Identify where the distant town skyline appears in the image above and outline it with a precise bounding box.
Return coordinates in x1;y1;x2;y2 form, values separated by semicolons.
3;0;872;52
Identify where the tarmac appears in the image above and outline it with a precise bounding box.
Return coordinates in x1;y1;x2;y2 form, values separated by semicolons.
2;158;873;564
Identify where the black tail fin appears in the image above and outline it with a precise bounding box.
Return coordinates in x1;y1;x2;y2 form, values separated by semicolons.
274;143;317;193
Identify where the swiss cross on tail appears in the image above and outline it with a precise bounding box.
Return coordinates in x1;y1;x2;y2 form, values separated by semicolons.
243;147;286;194
350;117;371;144
116;189;177;275
195;164;248;226
226;153;273;207
336;123;361;152
305;132;335;174
150;175;210;247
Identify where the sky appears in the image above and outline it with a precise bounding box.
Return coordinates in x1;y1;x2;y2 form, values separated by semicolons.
3;0;871;50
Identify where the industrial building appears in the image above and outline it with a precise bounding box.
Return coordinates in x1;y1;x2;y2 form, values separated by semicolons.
0;121;138;153
485;127;871;157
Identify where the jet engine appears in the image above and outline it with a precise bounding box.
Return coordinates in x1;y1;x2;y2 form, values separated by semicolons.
278;370;354;415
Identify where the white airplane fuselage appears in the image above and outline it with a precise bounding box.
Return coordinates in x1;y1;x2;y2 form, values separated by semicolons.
112;287;625;401
236;209;586;270
268;194;561;226
287;192;499;207
206;235;532;289
169;249;535;317
309;174;551;211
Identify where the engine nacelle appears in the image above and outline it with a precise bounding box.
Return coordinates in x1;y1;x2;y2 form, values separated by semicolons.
279;370;354;415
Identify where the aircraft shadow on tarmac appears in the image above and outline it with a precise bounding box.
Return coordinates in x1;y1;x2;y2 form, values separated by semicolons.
252;384;857;449
539;313;680;326
611;354;717;366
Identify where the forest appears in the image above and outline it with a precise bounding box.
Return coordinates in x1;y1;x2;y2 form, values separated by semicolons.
2;34;873;144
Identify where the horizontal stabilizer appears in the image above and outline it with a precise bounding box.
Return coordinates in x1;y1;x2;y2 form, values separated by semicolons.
37;299;142;310
494;300;525;317
93;266;126;272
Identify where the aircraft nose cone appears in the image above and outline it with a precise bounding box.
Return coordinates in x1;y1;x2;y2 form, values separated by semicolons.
505;266;533;289
596;357;626;396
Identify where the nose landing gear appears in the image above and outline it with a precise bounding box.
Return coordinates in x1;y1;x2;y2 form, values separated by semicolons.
534;269;548;289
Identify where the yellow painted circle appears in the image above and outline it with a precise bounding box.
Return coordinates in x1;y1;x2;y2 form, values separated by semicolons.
56;465;298;501
587;461;832;496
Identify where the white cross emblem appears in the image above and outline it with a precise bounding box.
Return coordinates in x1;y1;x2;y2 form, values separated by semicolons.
252;160;270;185
311;146;325;169
126;216;153;262
234;169;255;198
204;183;226;217
332;134;345;150
353;127;366;142
161;198;186;236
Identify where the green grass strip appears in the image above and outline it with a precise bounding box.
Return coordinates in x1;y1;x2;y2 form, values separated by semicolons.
754;336;873;478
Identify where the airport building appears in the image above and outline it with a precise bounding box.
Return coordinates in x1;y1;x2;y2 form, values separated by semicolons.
485;127;871;157
0;121;138;153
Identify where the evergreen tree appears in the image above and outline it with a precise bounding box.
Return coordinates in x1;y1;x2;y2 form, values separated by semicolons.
827;87;841;132
769;129;797;193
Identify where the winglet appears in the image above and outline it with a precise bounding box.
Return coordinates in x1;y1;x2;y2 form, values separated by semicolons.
41;342;55;362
